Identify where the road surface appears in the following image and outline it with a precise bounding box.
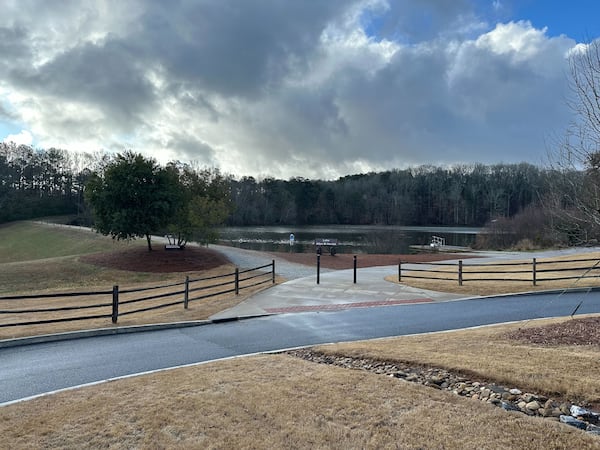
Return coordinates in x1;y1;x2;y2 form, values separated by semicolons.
2;288;599;405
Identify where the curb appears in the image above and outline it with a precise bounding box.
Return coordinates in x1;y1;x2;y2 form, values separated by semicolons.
0;314;274;349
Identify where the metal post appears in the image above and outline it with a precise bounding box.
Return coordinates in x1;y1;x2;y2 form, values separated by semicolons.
272;260;276;284
458;260;463;286
317;254;321;284
235;268;239;295
532;258;537;286
184;276;189;309
353;255;357;284
112;285;119;324
398;261;402;282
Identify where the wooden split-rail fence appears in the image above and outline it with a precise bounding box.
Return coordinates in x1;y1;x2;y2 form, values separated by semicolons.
0;261;275;328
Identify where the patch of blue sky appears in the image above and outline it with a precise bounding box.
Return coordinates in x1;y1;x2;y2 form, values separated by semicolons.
0;122;23;140
361;8;385;40
359;5;428;46
362;1;600;44
508;0;600;41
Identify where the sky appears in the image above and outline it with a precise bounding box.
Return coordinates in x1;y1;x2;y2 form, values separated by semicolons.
1;0;599;180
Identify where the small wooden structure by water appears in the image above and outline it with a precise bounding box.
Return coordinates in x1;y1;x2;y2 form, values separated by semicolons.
410;236;472;253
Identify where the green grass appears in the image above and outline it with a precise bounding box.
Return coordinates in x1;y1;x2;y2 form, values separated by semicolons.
0;221;141;264
0;221;155;294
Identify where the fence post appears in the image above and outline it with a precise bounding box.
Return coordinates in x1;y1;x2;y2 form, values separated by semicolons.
235;268;239;295
272;260;275;284
398;261;402;282
353;255;357;284
317;254;321;284
112;285;119;324
532;258;537;286
184;275;190;309
458;260;463;286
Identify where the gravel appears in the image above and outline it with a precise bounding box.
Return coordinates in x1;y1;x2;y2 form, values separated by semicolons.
210;244;330;280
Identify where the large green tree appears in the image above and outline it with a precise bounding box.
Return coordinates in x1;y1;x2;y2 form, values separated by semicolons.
167;163;233;246
85;151;181;251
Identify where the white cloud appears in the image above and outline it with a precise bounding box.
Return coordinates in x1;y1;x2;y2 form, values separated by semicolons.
3;129;33;146
475;21;550;60
0;1;590;179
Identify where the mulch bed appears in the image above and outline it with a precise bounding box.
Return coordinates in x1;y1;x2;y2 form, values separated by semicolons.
270;251;468;270
80;246;230;273
504;317;600;347
81;245;466;274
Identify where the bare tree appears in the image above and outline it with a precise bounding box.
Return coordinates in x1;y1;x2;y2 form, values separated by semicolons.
546;39;600;244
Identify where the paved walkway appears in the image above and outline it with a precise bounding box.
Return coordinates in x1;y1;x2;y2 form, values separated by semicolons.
209;245;600;321
210;244;330;280
210;261;467;320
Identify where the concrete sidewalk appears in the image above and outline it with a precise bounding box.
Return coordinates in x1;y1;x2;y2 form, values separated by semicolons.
209;245;600;321
210;265;467;320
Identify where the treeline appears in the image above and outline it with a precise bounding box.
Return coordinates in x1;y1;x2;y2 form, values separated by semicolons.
0;143;102;223
228;163;548;227
1;143;551;229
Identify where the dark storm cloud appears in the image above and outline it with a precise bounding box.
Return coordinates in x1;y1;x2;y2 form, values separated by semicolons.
0;1;588;178
236;20;575;175
133;0;349;98
10;39;156;130
0;25;31;63
163;132;217;164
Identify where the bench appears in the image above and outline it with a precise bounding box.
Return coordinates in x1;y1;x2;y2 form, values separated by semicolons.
164;234;182;250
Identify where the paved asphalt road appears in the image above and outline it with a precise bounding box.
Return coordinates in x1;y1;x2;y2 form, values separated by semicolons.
2;289;600;405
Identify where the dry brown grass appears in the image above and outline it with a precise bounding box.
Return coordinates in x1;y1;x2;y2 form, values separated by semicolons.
390;251;600;296
2;225;599;446
317;315;600;406
1;353;599;449
0;265;281;341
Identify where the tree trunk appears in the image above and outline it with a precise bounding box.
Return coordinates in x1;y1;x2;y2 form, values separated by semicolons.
146;233;153;251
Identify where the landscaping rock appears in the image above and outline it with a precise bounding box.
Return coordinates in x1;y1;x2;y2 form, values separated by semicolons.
501;401;520;412
526;401;541;411
588;424;600;436
571;405;600;424
560;415;588;430
285;349;600;437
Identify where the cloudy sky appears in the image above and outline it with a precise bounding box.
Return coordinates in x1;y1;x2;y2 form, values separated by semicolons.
1;0;599;179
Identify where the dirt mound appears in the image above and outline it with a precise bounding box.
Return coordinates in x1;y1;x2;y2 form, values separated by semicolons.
80;246;230;273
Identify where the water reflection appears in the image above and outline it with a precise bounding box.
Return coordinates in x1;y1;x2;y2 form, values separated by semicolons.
217;225;479;254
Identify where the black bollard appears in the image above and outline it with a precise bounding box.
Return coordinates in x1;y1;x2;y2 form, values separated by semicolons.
317;254;321;284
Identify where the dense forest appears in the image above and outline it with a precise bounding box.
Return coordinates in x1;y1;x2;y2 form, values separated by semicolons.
0;143;99;223
228;164;548;227
0;143;551;230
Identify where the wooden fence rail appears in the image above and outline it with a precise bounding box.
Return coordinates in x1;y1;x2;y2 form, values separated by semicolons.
0;261;275;328
399;257;600;286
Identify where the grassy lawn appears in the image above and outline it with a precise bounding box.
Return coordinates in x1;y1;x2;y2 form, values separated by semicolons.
318;316;600;404
0;221;140;264
0;221;157;294
0;221;274;339
2;221;600;447
1;318;599;449
389;251;600;296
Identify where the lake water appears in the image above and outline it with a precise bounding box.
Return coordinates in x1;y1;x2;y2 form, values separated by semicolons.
217;225;480;254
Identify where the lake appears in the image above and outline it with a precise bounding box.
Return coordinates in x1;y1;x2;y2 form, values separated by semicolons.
217;225;480;254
